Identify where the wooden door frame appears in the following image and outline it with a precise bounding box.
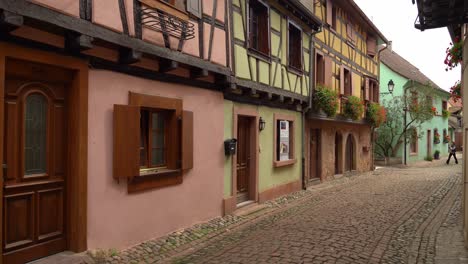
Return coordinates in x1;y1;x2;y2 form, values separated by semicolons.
232;106;259;204
427;130;432;158
0;42;88;261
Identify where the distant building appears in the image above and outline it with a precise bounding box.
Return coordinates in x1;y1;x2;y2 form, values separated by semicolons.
379;49;450;163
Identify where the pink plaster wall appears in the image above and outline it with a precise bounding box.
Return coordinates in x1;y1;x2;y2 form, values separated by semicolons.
203;23;227;66
28;0;79;17
203;0;225;22
87;70;224;250
92;0;123;33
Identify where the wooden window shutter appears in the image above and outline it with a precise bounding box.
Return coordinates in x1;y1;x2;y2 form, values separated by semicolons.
182;110;194;170
186;0;202;18
326;0;333;25
350;72;354;95
339;65;345;95
364;78;370;100
367;37;376;56
113;105;140;180
324;56;332;87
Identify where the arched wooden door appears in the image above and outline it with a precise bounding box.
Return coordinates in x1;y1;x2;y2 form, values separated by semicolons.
3;76;67;262
345;134;355;172
335;132;342;174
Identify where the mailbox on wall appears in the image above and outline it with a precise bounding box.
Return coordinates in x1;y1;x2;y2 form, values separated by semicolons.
224;139;237;156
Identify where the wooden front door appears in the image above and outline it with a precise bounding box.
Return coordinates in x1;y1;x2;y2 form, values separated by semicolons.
309;129;320;180
335;133;342;174
345;135;354;172
236;116;251;204
427;130;431;158
3;59;68;263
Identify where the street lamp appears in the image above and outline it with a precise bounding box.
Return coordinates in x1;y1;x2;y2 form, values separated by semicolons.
387;79;395;94
381;79;395;95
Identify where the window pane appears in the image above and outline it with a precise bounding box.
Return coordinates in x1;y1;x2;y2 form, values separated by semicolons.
151;149;165;166
25;93;47;175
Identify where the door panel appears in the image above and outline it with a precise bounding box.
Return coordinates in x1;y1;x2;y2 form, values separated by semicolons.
236;116;250;203
4;192;35;250
310;129;320;180
3;59;68;263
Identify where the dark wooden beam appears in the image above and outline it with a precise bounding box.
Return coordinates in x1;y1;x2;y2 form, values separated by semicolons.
119;47;142;64
234;77;308;102
190;68;209;79
65;32;93;53
0;10;23;32
0;0;230;76
159;59;178;73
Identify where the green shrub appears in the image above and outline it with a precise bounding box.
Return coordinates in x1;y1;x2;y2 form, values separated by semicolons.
314;85;339;117
366;102;387;127
424;155;433;161
442;109;449;118
343;96;364;120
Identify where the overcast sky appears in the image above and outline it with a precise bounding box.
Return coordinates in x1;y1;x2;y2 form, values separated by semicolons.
353;0;460;91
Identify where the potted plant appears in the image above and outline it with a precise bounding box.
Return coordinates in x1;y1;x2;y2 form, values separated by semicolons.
313;85;339;117
442;109;449;119
443;135;450;144
366;102;386;127
450;81;461;103
430;106;437;116
343;95;364;121
434;131;441;144
444;36;463;71
434;150;440;160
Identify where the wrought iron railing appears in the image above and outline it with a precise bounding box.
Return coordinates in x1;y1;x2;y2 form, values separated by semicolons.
140;6;195;40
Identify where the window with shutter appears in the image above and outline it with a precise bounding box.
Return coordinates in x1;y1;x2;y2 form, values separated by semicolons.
186;0;202;18
248;0;270;56
113;92;194;193
315;52;325;86
366;36;377;57
288;21;302;71
326;0;333;26
343;68;352;96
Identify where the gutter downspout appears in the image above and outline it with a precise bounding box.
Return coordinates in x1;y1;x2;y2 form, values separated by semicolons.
302;26;322;190
372;41;391;171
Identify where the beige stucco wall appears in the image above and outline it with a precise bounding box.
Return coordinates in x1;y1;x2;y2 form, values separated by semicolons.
307;120;372;182
87;70;224;250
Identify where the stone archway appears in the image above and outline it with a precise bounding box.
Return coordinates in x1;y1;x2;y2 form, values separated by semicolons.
345;134;357;172
335;132;343;174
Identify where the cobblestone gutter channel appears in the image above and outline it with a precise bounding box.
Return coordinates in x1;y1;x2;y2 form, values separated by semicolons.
88;164;463;264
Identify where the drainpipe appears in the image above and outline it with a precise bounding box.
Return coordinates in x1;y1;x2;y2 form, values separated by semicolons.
371;41;392;171
301;26;322;190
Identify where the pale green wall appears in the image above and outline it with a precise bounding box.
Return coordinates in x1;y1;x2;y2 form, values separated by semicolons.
224;101;234;197
223;100;302;198
379;63;451;162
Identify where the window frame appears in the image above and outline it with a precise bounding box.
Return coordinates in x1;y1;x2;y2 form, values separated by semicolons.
273;113;296;167
343;67;352;96
247;0;271;57
331;5;337;31
139;108;170;171
315;51;325;86
442;100;448;111
410;128;418;155
287;20;303;73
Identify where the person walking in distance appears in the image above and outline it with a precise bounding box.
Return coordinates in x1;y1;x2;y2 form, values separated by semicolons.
446;141;458;164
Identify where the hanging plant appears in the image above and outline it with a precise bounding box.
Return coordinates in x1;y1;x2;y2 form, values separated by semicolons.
343;96;365;120
434;131;441;144
443;135;450;144
450;81;462;103
313;85;339;117
366;102;386;127
445;36;463;71
442;109;449;118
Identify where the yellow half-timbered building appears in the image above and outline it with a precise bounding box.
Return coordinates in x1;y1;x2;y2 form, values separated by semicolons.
305;0;388;183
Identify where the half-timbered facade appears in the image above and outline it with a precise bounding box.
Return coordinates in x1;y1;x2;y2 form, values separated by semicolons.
0;0;230;261
222;0;321;214
305;0;388;184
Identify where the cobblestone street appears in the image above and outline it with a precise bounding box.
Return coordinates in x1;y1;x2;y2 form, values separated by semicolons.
167;162;464;264
91;161;467;264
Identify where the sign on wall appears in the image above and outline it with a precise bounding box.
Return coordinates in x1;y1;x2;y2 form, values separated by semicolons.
279;120;290;161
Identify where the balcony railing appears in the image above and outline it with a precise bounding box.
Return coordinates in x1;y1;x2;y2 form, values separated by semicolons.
140;6;195;40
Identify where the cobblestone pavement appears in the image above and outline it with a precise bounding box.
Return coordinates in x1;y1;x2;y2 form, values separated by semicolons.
93;162;464;264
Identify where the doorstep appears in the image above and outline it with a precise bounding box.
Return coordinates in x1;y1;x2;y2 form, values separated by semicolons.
27;251;94;264
234;201;269;217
